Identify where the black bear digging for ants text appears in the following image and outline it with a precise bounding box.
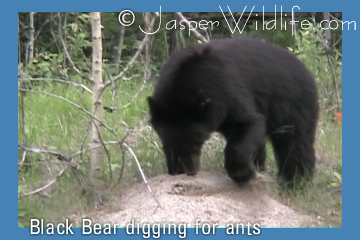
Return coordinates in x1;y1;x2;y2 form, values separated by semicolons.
148;37;319;187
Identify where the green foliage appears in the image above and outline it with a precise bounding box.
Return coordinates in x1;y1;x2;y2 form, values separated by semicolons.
17;77;157;226
23;52;67;78
64;15;92;75
289;24;342;116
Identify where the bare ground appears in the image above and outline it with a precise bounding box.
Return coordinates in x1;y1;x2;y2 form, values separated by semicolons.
97;171;323;228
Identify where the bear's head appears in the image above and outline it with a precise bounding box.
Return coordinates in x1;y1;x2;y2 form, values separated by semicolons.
147;96;211;175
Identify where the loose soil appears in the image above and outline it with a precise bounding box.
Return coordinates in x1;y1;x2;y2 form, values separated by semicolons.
97;171;323;227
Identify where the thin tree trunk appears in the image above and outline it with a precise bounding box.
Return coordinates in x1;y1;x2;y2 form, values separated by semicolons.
19;14;26;142
323;12;332;47
18;83;26;144
90;12;105;201
26;12;35;64
143;12;152;80
114;24;125;68
169;14;177;54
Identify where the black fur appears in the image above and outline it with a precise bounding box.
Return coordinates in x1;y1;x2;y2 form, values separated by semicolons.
148;37;319;187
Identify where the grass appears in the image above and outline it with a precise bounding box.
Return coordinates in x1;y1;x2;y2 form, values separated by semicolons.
288;119;342;227
18;77;342;228
18;79;162;227
265;119;342;227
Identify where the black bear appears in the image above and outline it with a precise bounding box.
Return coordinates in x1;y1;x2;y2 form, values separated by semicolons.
148;37;319;187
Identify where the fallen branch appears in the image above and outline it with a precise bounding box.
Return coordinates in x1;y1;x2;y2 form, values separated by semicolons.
71;140;122;158
122;142;161;207
19;78;92;93
18;144;71;163
21;167;68;197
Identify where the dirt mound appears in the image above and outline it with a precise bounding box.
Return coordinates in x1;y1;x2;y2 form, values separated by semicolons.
100;171;320;227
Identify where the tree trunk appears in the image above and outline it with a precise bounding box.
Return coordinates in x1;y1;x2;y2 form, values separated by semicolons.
26;12;35;64
323;12;332;48
143;12;152;80
90;12;105;202
169;13;179;53
114;24;125;68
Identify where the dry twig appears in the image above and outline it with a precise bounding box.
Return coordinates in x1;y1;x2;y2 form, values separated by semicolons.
18;144;71;163
122;142;162;207
19;78;92;93
104;16;156;88
21;167;68;197
174;12;209;43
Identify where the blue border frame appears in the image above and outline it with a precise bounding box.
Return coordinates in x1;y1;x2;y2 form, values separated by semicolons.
9;0;358;238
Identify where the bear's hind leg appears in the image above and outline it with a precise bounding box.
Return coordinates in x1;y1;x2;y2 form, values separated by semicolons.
271;133;316;188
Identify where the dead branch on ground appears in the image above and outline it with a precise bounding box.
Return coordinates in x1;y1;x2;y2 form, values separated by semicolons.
19;78;92;93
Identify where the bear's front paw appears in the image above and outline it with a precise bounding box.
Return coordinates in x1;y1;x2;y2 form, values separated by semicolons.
226;165;256;184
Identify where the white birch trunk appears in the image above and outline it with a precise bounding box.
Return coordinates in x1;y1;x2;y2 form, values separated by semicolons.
90;12;104;190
